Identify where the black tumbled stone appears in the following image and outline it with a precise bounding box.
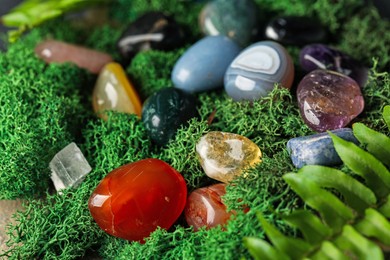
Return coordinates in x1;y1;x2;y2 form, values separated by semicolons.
117;12;186;63
265;16;328;46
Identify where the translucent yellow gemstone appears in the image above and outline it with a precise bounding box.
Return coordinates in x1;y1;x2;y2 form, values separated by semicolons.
196;131;262;183
92;62;142;120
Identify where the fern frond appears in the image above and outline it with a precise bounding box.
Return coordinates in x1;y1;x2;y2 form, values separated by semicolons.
245;107;390;259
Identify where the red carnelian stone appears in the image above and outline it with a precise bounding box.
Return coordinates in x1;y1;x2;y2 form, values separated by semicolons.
88;158;187;242
184;183;235;231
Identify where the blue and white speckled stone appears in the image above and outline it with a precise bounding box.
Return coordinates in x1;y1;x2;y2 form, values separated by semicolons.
287;128;359;168
224;41;294;101
172;36;241;93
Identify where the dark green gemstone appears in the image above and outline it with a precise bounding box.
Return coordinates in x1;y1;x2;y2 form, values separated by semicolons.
142;88;197;146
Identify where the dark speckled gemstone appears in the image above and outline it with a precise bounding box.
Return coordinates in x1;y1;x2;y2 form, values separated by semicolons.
300;44;368;87
117;12;185;63
199;0;259;46
265;16;327;46
142;88;197;146
374;0;390;19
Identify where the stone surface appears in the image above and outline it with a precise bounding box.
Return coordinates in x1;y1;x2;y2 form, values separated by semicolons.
300;44;368;87
142;88;197;146
196;131;261;183
184;183;234;231
117;11;185;63
0;199;25;253
287;128;359;168
88;158;187;242
50;142;92;192
172;36;241;93
199;0;259;46
35;40;113;74
265;16;327;46
224;41;294;101
297;70;364;132
92;62;142;120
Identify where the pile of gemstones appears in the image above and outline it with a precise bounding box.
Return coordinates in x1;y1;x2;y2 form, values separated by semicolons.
39;0;371;243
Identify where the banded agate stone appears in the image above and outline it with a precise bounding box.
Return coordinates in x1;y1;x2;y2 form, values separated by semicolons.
196;132;261;183
88;158;187;242
184;183;234;231
287;128;359;168
224;41;294;101
297;70;364;132
92;62;142;120
199;0;259;46
35;40;112;74
172;36;241;93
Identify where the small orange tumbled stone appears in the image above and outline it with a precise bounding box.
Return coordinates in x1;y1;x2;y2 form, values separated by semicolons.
35;39;113;74
92;62;142;120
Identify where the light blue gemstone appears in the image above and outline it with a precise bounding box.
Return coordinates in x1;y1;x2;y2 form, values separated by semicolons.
172;36;241;93
287;128;359;169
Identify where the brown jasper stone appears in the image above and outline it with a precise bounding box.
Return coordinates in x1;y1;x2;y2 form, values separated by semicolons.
35;40;113;74
184;183;234;231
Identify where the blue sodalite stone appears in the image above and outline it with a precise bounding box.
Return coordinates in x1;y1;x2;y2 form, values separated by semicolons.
224;41;294;101
172;36;241;93
287;128;359;168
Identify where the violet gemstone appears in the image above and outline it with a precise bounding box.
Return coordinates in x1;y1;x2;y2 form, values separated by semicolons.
299;44;368;87
297;70;364;132
184;183;234;231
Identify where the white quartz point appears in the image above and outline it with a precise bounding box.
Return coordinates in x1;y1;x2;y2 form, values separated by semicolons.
50;142;92;192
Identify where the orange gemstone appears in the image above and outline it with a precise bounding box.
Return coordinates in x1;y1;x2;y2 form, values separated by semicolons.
35;40;112;74
88;159;187;242
92;62;142;120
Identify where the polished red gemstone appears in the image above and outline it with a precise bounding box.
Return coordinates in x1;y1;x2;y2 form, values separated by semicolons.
184;183;235;231
88;158;187;241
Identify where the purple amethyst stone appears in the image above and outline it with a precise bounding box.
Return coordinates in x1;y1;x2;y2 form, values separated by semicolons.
299;44;368;87
297;69;364;132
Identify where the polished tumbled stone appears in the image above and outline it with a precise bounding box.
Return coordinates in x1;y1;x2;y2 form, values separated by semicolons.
265;16;327;46
224;41;294;101
117;11;185;63
50;142;92;192
92;62;142;120
172;36;241;93
287;128;359;168
199;0;259;46
297;70;364;132
35;40;112;74
300;44;368;87
142;88;197;146
196;131;261;183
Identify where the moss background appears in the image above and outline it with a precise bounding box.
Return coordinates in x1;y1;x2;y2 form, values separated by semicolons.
0;0;389;259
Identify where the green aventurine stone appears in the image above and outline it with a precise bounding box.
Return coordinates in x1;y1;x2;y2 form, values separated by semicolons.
199;0;259;46
142;88;197;146
196;131;262;183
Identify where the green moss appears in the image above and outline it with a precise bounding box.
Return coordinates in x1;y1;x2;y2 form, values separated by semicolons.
1;0;390;259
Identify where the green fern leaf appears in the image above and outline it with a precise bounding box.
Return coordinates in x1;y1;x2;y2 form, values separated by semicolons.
282;210;331;245
243;237;290;260
379;195;390;218
355;208;390;246
384;105;390;129
335;225;384;260
257;213;312;259
311;241;349;260
283;173;355;231
297;165;376;214
330;132;390;198
353;123;390;168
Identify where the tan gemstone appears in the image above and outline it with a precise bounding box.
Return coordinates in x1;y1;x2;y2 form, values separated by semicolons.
35;39;113;74
196;131;262;183
92;62;142;120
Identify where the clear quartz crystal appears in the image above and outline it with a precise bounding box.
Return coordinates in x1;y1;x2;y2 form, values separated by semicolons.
50;142;92;192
